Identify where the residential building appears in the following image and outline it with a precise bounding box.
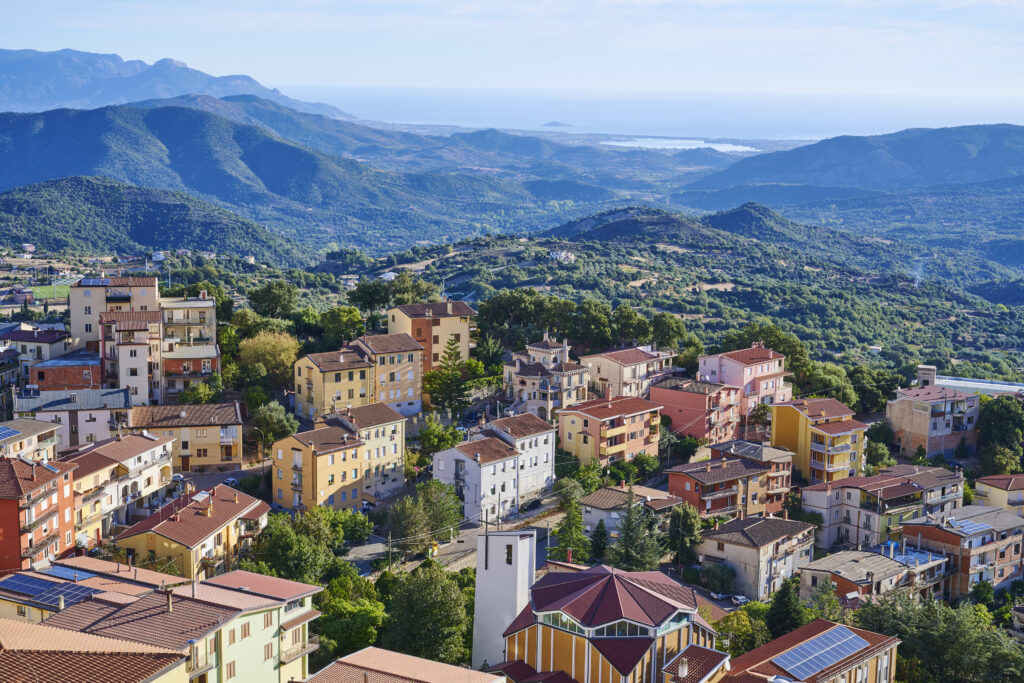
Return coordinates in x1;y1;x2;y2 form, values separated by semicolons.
325;403;407;501
294;333;424;421
159;292;221;404
12;387;131;452
311;647;502;683
771;398;866;484
0;619;187;683
434;412;556;522
878;464;964;517
802;475;930;550
916;363;1024;397
557;396;661;466
0;456;77;572
650;378;740;442
580;484;683;537
667;456;771;520
127;402;243;472
69;276;160;349
493;564;719;683
697;342;792;416
697;515;816;600
798;544;949;606
387;300;476;372
114;484;270;580
579;344;676;398
27;348;102;390
0;328;72;380
708;440;793;515
975;474;1024;515
0;418;61;461
502;335;590;420
900;505;1024;599
722;620;898;683
61;432;175;544
886;385;979;458
98;310;164;405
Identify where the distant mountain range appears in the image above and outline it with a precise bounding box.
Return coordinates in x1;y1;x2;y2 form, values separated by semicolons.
0;48;351;118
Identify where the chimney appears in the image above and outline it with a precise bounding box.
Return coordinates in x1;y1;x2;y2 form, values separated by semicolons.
206;503;213;517
73;572;78;582
706;461;711;472
233;493;239;503
58;595;65;611
620;480;625;488
567;548;573;564
474;453;480;462
166;590;173;613
782;509;788;520
447;301;453;315
678;659;688;678
192;580;197;599
134;568;138;580
117;424;123;440
199;290;208;300
31;462;36;480
179;409;186;419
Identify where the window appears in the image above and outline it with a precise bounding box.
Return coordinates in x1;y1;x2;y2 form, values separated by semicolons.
226;662;236;679
241;623;250;638
717;541;725;551
228;629;236;645
506;544;513;565
264;642;273;660
16;605;26;617
264;612;273;628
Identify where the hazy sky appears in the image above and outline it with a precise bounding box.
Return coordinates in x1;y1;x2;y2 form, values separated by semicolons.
6;0;1024;97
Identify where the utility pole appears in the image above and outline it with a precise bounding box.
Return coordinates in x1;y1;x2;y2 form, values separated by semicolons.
387;532;393;573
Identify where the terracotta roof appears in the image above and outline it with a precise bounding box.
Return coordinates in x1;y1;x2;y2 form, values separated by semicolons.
701;517;815;548
306;349;372;372
169;582;281;612
667;457;768;485
775;398;854;420
580;485;677;511
42;591;238;653
895;385;975;402
53;557;181;588
292;426;364;455
0;329;69;344
204;569;322;601
527;338;566;350
242;500;271;520
98;311;162;324
115;485;265;548
72;277;157;288
309;646;499;683
454;437;517;464
975;474;1024;491
803;474;925;500
393;301;476;318
0;618;183;683
489;413;555;439
586;347;661;366
664;645;730;683
0;418;60;447
64;433;174;465
713;345;784;365
129;402;242;428
0;458;76;499
354;333;424;354
58;448;120;479
558;396;660;421
709;440;793;463
338;403;405;428
811;419;867;435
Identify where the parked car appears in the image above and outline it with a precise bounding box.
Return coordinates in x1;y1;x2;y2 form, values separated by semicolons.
520;498;542;512
731;595;749;606
223;477;238;487
171;473;185;482
710;592;729;600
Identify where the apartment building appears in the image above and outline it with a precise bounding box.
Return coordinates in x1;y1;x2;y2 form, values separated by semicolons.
580;484;682;536
0;347;18;391
878;464;964;517
28;348;102;390
98;310;163;404
709;440;793;515
0;328;72;379
128;402;243;472
802;475;931;550
667;456;771;520
434;412;556;521
61;432;175;544
650;378;741;442
0;456;77;572
350;333;424;416
901;505;1024;599
387;300;476;372
69;276;160;349
579;344;676;398
13;387;131;451
557;396;661;466
698;515;816;600
798;544;949;606
502;335;590;420
311;647;502;683
115;484;270;580
697;342;792;416
0;418;61;461
771;398;866;484
975;474;1024;515
886;385;979;458
325;403;407;501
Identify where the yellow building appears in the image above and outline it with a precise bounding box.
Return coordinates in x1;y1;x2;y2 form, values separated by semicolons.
771;398;866;484
974;474;1024;514
69;276;161;349
114;484;270;580
127;402;243;472
386;301;475;373
272;402;406;512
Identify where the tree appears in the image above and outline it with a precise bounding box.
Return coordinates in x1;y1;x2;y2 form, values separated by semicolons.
416;480;463;542
715;610;771;657
767;578;805;638
606;489;663;572
912;445;929;465
418;414;463;459
748;403;771;427
979;395;1024;459
386;497;431;555
667;504;702;569
250;401;299;443
251;512;333;584
238;331;299;390
474;334;504;372
348;278;393;313
954;436;970;460
801;361;858;408
980;445;1022;476
320;305;365;348
632;453;659;480
658;425;678;464
651;312;687;350
590;519;609;559
389;270;440;305
866;420;893;446
549;499;590;564
248;280;299;318
607;459;638;486
571;299;613;351
178;381;215;405
865;441;895;470
808;577;848;623
553;477;584;509
422;336;471;418
379;564;469;664
315;596;386;667
702;563;736;594
575;462;604;494
611;304;652;345
971;579;994;606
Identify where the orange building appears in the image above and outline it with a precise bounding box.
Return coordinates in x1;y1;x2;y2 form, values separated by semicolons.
557;396;661;466
650;378;741;442
667;456;770;520
0;457;78;572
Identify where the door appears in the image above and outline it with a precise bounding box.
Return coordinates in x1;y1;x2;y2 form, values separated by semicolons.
181;456;190;472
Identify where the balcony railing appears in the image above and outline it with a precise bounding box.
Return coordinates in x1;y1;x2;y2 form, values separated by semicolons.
34;436;60;451
810;442;851;455
21;532;59;558
701;486;738;501
20;507;58;533
700;504;738;517
291;481;304;492
280;635;319;664
186;650;213;676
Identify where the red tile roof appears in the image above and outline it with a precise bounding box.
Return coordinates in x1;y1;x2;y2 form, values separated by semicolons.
130;402;242;428
558;396;660;421
976;474;1024;491
454;437;517;464
393;301;476;318
204;569;322;601
803;474;926;500
354;333;424;354
338;403;405;428
0;458;77;499
664;645;730;683
310;646;499;683
587;347;662;366
306;349;372;372
115;485;265;548
54;556;181;587
810;419;867;435
775;397;854;419
291;425;364;455
489;413;556;439
98;311;162;324
714;345;784;365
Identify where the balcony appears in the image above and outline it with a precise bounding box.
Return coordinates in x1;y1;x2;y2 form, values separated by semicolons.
291;480;304;492
280;634;320;664
21;532;59;558
186;650;213;678
600;424;628;438
701;485;738;501
700;504;738;518
810;458;850;472
767;485;790;495
34;436;60;451
810;442;851;455
20;507;58;534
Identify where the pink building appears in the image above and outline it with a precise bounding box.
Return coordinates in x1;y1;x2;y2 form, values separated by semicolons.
649;378;741;442
697;342;792;418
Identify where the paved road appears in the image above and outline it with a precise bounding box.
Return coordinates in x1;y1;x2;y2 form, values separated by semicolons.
177;462;269;494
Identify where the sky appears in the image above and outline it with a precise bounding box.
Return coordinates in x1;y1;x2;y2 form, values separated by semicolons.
5;0;1024;98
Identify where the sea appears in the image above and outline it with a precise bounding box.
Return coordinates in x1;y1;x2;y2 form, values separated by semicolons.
285;86;1024;143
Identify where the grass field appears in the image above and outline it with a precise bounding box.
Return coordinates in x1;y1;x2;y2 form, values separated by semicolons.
28;284;70;299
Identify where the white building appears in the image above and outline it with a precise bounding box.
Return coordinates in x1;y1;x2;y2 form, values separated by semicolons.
434;413;555;522
13;388;132;452
471;529;536;669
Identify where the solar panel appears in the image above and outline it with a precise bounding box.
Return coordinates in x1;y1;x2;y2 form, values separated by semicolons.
0;425;22;441
34;582;100;609
954;520;991;534
42;462;59;473
0;574;60;597
42;565;97;582
79;278;111;287
772;625;870;680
